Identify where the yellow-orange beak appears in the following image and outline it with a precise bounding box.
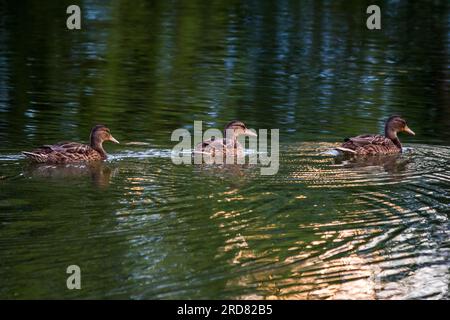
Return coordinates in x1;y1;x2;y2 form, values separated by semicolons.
109;135;120;144
404;125;415;136
244;129;258;137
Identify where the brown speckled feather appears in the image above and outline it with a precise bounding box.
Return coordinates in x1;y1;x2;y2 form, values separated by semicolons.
194;138;244;157
23;142;104;164
341;134;400;155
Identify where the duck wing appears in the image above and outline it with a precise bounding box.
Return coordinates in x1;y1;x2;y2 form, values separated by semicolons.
340;134;398;155
52;142;93;153
30;142;88;153
194;138;226;154
23;142;100;163
344;134;384;146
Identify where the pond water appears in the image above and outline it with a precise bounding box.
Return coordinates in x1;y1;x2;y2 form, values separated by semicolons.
0;1;449;299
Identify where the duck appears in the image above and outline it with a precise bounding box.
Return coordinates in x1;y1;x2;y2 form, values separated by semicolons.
194;120;257;158
22;125;119;164
335;115;415;156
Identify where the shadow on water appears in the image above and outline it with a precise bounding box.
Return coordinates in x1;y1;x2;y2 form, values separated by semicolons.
334;153;413;176
21;162;118;188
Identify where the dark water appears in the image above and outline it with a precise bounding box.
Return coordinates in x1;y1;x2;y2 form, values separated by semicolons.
0;0;449;299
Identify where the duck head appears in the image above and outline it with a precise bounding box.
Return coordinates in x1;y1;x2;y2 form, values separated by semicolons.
385;116;415;137
90;125;119;154
224;120;257;140
385;116;415;149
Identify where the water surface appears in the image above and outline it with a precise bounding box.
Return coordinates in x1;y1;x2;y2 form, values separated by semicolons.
0;0;449;299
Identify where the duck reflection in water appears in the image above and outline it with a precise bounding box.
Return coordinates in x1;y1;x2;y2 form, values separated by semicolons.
194;163;260;184
22;162;117;188
334;153;413;175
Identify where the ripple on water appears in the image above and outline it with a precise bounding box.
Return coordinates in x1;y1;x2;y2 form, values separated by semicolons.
282;143;450;189
0;142;449;299
210;143;449;299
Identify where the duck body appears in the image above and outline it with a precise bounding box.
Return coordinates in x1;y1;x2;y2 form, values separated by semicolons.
339;134;401;155
22;125;119;164
23;142;105;164
193;120;257;161
335;116;415;156
194;138;245;157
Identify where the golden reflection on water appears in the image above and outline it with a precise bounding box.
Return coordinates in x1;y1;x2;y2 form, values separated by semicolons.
109;143;449;299
212;164;449;300
124;177;147;196
227;253;383;300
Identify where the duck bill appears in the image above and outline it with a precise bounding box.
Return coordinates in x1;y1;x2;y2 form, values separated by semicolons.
109;135;120;144
404;126;415;136
244;129;258;137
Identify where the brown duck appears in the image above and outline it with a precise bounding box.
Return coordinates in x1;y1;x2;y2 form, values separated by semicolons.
335;116;415;155
194;120;257;157
22;125;119;164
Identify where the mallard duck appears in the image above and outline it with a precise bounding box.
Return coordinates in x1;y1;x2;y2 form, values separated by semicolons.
335;115;415;155
22;125;119;164
194;120;257;157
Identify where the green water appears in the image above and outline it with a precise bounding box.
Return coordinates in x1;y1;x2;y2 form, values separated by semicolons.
0;0;449;299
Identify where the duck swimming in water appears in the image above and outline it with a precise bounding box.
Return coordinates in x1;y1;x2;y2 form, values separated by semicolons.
22;125;119;164
335;116;415;156
194;120;257;158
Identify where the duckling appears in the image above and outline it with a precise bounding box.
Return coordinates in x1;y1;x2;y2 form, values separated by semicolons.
335;115;415;156
194;120;257;157
22;125;119;164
